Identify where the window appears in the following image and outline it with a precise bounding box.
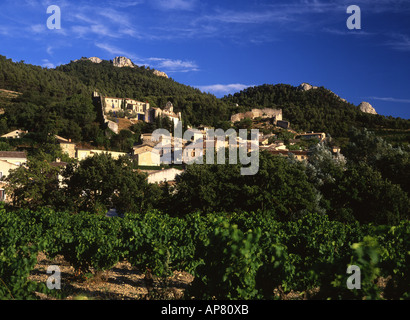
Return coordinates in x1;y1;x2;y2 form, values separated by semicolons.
0;172;2;179
0;189;4;201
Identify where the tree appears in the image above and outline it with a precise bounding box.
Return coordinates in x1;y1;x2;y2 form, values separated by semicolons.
323;162;410;224
4;157;62;209
343;128;410;195
62;153;160;214
168;151;321;219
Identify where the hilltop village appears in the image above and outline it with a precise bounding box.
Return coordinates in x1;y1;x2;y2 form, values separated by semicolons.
0;92;332;203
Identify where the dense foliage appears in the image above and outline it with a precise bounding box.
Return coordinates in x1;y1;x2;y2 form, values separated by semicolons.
1;207;409;300
222;84;410;138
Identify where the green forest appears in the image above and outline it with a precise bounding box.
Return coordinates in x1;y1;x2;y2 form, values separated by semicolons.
1;55;409;149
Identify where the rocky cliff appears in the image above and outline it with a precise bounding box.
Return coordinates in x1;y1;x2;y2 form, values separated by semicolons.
298;83;318;91
88;57;102;64
113;56;135;68
298;83;347;103
153;69;169;78
359;101;377;115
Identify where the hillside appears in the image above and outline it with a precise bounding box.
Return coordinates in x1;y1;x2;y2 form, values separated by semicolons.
56;58;233;127
222;84;410;140
0;55;409;149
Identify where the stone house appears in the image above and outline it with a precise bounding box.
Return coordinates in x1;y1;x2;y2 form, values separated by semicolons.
297;132;326;142
55;135;76;158
231;108;283;124
102;96;151;122
267;150;309;161
76;149;128;161
0;151;27;202
132;144;161;166
1;129;28;139
147;168;184;184
152;101;182;127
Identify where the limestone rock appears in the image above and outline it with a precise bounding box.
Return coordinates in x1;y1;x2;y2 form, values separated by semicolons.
298;83;318;91
298;83;348;104
153;70;169;78
359;102;377;115
74;57;102;63
88;57;102;64
113;56;135;68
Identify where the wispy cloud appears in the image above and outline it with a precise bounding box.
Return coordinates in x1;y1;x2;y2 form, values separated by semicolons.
148;57;199;72
385;33;410;51
153;0;197;11
41;59;55;68
323;27;374;36
94;42;140;61
95;42;199;73
196;84;254;95
107;0;144;8
368;96;410;103
30;24;46;34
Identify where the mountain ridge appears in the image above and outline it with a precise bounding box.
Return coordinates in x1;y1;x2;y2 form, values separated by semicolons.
0;54;409;145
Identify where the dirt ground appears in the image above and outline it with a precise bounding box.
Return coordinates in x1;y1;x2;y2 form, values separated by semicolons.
29;252;391;300
29;252;194;300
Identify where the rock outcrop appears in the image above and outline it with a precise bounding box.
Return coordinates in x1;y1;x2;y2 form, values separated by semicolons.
113;56;135;68
359;102;377;115
74;57;102;64
88;57;102;64
298;83;348;104
153;70;169;78
298;83;318;91
231;108;282;123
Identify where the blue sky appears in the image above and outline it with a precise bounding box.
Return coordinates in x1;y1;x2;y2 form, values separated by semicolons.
0;0;410;119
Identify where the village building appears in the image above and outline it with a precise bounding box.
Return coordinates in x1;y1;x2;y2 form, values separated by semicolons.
277;120;290;129
297;132;326;142
0;151;27;202
146;168;184;184
152;101;182;127
132;144;161;166
102;96;151;122
50;159;69;188
231;108;283;124
76;149;128;161
1;129;28;139
266;149;309;161
55;135;76;158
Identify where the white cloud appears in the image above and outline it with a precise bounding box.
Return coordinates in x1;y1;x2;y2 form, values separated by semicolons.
368;96;410;103
42;59;55;68
94;42;199;73
154;0;196;11
196;84;253;95
323;27;374;36
107;0;144;7
30;24;46;34
386;34;410;51
46;46;54;55
94;42;140;61
148;57;199;72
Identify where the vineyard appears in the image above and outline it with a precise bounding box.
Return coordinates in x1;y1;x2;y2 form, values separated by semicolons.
0;205;409;300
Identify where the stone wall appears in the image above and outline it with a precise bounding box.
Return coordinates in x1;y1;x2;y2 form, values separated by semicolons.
230;108;282;123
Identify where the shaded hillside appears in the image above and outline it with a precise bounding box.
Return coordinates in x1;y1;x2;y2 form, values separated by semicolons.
222;84;410;138
0;55;96;142
1;55;409;144
0;55;232;144
56;59;233;127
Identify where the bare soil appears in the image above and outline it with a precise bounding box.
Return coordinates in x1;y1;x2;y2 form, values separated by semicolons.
29;252;194;300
